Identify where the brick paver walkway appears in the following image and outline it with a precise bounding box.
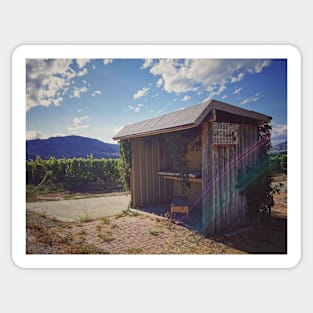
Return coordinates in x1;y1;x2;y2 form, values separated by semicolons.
65;212;242;254
26;210;244;254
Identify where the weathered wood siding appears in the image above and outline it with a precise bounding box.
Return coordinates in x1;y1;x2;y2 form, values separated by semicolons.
131;119;260;234
172;141;202;208
173;180;202;209
203;122;259;235
131;136;172;208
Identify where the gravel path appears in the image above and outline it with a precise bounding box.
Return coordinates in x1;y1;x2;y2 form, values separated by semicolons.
26;194;131;222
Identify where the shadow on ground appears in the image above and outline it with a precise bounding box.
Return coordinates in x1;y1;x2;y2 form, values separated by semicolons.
139;203;203;232
139;199;287;254
214;216;287;254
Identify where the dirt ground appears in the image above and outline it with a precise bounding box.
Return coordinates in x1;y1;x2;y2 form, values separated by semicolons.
27;194;131;222
26;186;129;202
26;175;287;255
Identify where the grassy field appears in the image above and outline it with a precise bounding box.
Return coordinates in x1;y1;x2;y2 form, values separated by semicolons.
26;174;287;254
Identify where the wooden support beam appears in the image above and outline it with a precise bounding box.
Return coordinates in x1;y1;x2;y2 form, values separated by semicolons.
202;121;214;235
158;174;202;184
209;108;216;122
131;140;135;207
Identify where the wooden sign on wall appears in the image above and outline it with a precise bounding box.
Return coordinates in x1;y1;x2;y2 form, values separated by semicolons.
212;122;239;145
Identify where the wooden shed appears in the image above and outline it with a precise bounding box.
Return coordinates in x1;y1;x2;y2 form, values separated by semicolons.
113;99;272;235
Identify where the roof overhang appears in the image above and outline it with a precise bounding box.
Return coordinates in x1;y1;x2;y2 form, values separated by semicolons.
113;100;272;141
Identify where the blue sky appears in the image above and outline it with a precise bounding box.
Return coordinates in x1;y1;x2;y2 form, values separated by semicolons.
26;58;287;146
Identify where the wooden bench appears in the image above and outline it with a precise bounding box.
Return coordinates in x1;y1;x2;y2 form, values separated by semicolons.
171;196;189;219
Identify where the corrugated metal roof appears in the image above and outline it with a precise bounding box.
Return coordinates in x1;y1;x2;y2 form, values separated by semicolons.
113;99;271;140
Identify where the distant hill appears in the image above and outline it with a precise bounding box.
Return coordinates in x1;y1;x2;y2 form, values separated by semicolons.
269;140;287;154
26;135;119;160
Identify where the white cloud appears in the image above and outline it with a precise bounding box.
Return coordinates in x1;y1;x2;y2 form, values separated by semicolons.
26;130;43;140
181;95;191;101
148;59;271;95
231;72;245;83
91;90;102;97
68;115;89;131
76;59;91;68
77;67;88;77
52;97;63;106
51;132;66;138
27;131;67;140
272;123;287;138
133;87;150;99
233;87;242;95
253;60;271;73
103;59;113;65
70;86;88;99
210;83;226;97
240;92;261;105
222;95;227;99
26;59;76;111
203;81;227;102
72;90;80;98
156;78;163;88
271;123;287;146
141;59;154;69
151;93;159;98
92;64;96;70
128;103;143;113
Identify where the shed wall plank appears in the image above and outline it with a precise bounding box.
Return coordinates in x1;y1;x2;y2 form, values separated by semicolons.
220;146;226;231
214;146;221;233
157;139;161;202
225;146;230;229
201;122;210;233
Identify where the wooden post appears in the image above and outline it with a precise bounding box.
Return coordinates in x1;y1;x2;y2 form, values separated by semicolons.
225;146;230;229
202;121;214;235
201;121;209;234
214;146;221;233
131;140;135;208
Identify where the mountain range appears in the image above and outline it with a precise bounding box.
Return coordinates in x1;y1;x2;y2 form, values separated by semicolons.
26;136;287;160
269;140;287;154
26;135;120;160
